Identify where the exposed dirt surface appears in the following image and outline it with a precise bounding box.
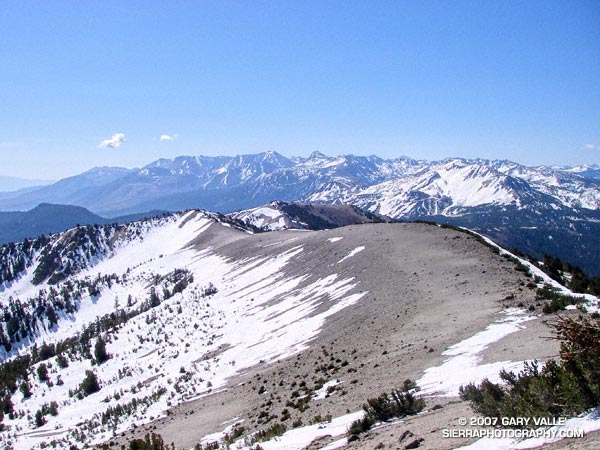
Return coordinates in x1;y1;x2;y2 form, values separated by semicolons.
102;222;562;449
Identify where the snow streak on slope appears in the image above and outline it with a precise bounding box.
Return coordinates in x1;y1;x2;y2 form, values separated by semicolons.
337;246;365;264
0;214;367;450
237;411;364;450
417;309;535;397
202;410;365;450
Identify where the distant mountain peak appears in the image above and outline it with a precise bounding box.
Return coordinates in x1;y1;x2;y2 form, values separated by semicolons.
308;150;329;160
31;202;90;212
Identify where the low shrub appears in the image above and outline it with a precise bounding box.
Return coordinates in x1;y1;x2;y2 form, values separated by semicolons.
347;380;425;439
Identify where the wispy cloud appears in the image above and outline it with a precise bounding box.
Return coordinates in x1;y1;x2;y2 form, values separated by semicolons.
159;134;177;141
99;133;125;149
583;143;597;151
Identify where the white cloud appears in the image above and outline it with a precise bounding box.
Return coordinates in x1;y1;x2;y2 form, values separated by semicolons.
99;133;126;149
159;134;177;141
584;144;597;151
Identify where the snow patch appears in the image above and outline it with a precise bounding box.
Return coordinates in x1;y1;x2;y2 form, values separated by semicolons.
337;246;365;264
312;380;341;400
235;411;364;450
417;309;535;397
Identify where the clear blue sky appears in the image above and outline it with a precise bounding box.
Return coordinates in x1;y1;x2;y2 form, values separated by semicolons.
1;0;599;179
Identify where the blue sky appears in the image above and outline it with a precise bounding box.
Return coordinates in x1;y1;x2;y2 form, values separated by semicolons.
1;0;599;179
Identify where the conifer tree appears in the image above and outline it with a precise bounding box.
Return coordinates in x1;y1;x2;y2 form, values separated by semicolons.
94;336;110;364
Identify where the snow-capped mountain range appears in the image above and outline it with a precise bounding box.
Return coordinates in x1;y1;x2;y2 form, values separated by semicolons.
1;151;600;274
1;152;598;217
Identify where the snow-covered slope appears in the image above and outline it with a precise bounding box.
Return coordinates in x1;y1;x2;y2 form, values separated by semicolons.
0;211;367;449
230;204;289;231
349;160;535;217
489;160;600;210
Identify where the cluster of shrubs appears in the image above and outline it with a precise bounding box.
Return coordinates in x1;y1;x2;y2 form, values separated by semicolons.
100;388;167;428
347;379;425;440
67;370;101;400
0;332;111;412
536;285;584;314
253;422;288;442
460;315;600;427
34;401;59;427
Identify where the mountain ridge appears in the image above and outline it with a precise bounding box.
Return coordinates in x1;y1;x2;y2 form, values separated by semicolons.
0;203;168;246
2;151;599;274
0;176;53;193
2;152;599;216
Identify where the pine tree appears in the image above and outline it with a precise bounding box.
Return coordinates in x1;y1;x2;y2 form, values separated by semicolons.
94;336;110;364
80;370;100;396
148;288;160;308
35;409;45;427
56;353;69;368
45;305;58;327
37;363;49;382
19;381;32;398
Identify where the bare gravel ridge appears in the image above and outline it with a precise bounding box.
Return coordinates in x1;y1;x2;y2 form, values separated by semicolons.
105;222;559;450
